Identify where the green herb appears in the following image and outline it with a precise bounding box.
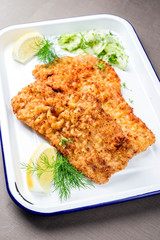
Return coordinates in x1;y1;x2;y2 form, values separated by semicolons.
122;82;127;88
21;162;37;175
53;152;94;200
122;82;132;91
22;151;94;201
21;152;55;178
95;60;106;71
60;135;73;148
109;31;113;36
35;38;59;66
122;82;129;90
129;98;133;104
107;53;118;65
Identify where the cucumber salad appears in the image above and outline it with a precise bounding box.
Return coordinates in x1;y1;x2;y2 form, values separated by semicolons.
58;30;128;70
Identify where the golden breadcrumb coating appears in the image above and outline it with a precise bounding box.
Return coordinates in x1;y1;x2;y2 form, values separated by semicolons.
11;54;155;184
32;55;155;152
12;83;138;183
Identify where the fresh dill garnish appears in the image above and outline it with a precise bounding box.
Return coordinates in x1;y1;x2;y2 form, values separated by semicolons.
21;162;38;175
53;152;94;200
60;135;73;148
122;82;129;90
95;60;106;71
109;31;113;36
122;82;132;91
35;38;59;66
129;98;134;104
107;53;118;65
21;151;94;201
21;152;55;178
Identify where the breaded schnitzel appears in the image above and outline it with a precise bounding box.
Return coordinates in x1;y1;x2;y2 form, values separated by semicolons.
11;54;155;183
12;83;138;183
33;55;155;153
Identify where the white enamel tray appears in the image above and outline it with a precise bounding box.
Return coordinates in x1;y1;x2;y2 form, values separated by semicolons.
0;14;160;215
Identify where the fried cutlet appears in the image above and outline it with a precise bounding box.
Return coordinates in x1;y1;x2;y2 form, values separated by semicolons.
11;54;155;184
11;82;139;183
32;54;155;152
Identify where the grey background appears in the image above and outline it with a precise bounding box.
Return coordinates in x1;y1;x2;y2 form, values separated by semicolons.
0;0;160;239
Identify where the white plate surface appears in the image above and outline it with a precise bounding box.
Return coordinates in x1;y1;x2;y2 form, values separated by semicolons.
0;14;160;215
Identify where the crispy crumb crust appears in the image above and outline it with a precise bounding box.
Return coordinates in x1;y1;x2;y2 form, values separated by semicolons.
12;86;138;183
11;54;155;184
32;55;155;152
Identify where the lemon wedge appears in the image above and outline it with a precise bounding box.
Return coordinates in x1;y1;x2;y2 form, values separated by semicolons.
12;32;45;63
26;143;57;193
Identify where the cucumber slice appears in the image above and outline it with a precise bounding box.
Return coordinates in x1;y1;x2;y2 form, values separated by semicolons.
58;30;129;70
83;30;106;55
105;32;122;44
105;42;124;54
58;33;82;52
102;52;128;70
72;48;85;55
84;40;106;55
116;54;128;70
98;41;128;70
83;30;105;45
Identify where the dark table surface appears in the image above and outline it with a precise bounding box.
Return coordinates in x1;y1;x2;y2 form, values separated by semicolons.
0;0;160;239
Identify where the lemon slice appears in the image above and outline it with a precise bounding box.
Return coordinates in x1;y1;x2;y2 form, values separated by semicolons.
26;143;57;193
12;32;45;63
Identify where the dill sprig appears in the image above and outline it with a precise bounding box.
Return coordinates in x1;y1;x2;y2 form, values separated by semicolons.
35;38;59;66
22;151;94;201
21;162;38;175
129;98;134;104
21;152;55;178
107;53;118;65
122;82;132;92
53;152;93;200
122;82;129;90
95;60;106;71
60;135;73;149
